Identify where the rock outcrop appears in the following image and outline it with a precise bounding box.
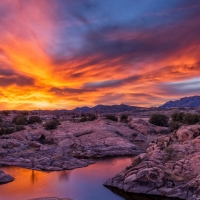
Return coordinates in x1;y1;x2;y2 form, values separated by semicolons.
104;125;200;200
0;119;156;172
0;169;14;184
160;96;200;108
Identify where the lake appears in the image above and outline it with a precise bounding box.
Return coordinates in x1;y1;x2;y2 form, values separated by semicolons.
0;157;179;200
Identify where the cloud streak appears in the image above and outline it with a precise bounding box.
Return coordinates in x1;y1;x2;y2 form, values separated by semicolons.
0;0;200;109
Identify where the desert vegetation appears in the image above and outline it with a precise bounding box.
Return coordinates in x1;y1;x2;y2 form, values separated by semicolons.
149;114;169;127
28;116;42;124
44;120;59;130
120;114;128;123
106;114;118;122
149;112;200;131
80;113;97;122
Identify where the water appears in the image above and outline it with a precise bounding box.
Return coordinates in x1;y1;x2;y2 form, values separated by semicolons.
0;157;179;200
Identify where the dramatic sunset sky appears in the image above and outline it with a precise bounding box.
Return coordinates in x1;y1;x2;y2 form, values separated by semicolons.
0;0;200;110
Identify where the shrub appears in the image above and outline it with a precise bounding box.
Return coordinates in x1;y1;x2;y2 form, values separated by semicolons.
120;114;128;122
79;114;97;122
106;114;118;122
39;134;46;144
15;125;25;131
149;114;169;127
15;117;27;125
171;112;185;122
183;113;200;125
87;113;97;121
2;110;9;116
80;117;87;122
169;121;181;131
3;127;15;134
44;120;58;130
12;115;27;124
0;118;3;123
20;111;29;115
28;116;42;124
0;128;4;136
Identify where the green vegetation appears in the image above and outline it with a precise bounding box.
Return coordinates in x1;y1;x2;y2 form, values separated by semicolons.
44;120;59;130
106;114;118;122
20;111;29;115
149;114;169;127
2;110;9;116
28;116;42;124
80;113;97;122
120;114;128;122
183;113;199;125
15;125;26;131
15;117;27;125
171;112;185;122
12;115;27;124
169;112;200;131
0;121;25;136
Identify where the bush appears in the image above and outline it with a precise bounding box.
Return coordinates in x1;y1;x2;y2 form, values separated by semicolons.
44;120;59;130
0;118;3;123
4;127;15;134
106;114;118;122
15;117;27;125
120;114;128;122
12;115;27;124
80;117;87;122
149;114;169;127
171;112;185;122
169;121;181;131
15;125;25;131
20;111;29;115
39;134;46;144
87;114;97;121
79;114;97;122
0;122;19;136
2;110;9;116
28;116;42;124
183;113;200;125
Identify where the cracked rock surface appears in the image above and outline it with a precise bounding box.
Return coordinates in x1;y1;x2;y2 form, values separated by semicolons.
0;119;164;184
104;125;200;200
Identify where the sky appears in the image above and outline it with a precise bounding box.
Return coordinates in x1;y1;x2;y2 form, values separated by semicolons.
0;0;200;110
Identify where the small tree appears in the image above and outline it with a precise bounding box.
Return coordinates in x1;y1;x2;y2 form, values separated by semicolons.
12;115;26;124
183;113;200;125
171;112;185;122
106;114;118;122
21;111;29;116
15;117;27;125
44;120;58;130
28;116;42;124
149;114;169;127
15;125;26;131
120;114;128;122
2;110;9;116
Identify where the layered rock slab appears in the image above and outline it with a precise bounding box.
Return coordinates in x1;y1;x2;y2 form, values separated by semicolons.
0;169;14;184
0;119;155;171
104;125;200;200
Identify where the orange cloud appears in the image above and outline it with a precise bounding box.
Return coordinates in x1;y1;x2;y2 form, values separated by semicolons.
0;0;200;109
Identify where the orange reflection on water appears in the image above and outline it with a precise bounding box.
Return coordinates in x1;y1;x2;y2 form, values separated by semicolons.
0;157;132;200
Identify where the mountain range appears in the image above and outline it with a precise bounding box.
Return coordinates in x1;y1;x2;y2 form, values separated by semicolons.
159;96;200;108
71;104;144;113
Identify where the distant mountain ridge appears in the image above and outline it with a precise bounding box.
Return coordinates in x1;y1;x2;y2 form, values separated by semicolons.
160;96;200;108
72;104;144;113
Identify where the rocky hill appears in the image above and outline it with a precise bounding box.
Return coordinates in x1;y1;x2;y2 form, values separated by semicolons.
160;96;200;108
72;104;144;113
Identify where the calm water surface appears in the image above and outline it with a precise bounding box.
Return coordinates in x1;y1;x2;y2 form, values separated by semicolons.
0;157;179;200
0;157;130;200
